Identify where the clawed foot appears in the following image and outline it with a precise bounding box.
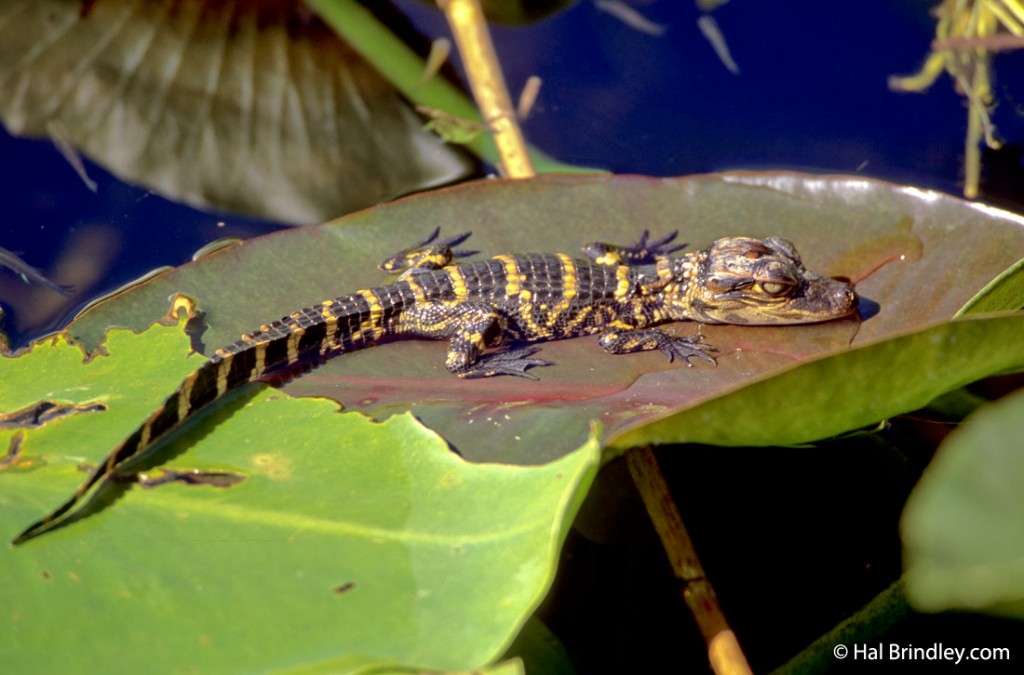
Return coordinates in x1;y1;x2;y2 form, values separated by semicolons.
412;225;475;253
658;334;717;367
379;227;477;275
459;346;554;379
630;229;688;259
584;229;687;266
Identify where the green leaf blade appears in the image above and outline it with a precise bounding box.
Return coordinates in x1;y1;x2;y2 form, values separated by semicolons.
1;319;600;673
608;313;1024;450
902;385;1024;619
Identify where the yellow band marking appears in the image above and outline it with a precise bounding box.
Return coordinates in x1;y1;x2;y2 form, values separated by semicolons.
546;253;578;322
447;268;470;301
216;359;231;397
614;265;631;299
286;328;305;365
494;255;521;298
179;373;196;420
252;341;267;379
139;421;151;450
320;303;339;353
404;275;427;303
322;318;338;354
357;289;386;340
657;258;673;282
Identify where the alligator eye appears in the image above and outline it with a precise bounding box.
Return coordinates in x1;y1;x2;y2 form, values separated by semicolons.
759;281;790;295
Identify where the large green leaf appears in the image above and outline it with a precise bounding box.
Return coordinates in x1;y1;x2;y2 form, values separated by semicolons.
902;386;1024;618
0;316;601;673
67;173;1024;463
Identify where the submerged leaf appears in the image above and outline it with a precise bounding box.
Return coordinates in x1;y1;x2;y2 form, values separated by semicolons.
0;0;473;223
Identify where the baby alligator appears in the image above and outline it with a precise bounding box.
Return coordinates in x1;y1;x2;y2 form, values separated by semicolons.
12;230;857;544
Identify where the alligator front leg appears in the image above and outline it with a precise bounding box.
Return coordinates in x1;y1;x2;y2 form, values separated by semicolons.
598;326;717;366
583;229;687;266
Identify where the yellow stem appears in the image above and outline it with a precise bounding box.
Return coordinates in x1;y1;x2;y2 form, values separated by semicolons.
437;0;535;178
983;0;1024;32
965;115;981;199
999;0;1024;26
626;447;753;675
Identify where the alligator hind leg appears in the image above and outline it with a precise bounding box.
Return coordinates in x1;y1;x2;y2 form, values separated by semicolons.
378;227;477;277
442;305;552;379
454;346;553;379
396;300;552;378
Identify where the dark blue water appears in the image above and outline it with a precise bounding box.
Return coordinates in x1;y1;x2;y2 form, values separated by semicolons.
2;0;1023;347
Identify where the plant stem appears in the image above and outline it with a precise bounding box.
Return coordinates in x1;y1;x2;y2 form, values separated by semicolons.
304;0;594;174
438;0;534;177
626;446;753;675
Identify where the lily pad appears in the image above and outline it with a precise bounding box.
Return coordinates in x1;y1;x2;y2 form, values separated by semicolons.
608;312;1024;450
902;386;1024;618
0;315;601;672
66;173;1024;463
